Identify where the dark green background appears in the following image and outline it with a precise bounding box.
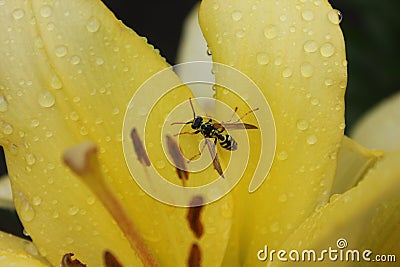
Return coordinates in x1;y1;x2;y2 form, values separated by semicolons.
1;0;399;239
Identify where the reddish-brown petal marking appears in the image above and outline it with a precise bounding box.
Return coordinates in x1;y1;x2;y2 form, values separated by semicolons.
187;195;204;239
166;135;189;181
131;128;151;166
104;250;124;267
188;243;201;267
61;253;87;267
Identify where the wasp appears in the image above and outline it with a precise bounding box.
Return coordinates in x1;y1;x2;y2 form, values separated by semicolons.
172;98;258;177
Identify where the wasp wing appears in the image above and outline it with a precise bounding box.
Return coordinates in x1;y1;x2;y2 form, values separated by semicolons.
205;138;224;178
213;122;258;131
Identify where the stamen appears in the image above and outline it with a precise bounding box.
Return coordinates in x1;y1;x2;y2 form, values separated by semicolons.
166;135;189;185
188;243;201;267
104;250;123;267
131;128;151;166
63;141;159;267
187;195;204;239
61;253;87;267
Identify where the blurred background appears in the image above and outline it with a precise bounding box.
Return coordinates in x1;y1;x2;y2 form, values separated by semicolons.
1;0;399;239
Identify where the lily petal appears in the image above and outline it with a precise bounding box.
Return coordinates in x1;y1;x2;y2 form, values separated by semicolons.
199;0;347;264
351;92;400;152
0;0;232;266
270;149;400;266
0;230;51;266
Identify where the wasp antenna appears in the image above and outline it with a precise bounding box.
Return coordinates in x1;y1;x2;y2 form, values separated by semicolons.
189;97;196;119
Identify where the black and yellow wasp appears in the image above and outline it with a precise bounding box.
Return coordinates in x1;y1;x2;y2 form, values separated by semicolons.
172;98;258;177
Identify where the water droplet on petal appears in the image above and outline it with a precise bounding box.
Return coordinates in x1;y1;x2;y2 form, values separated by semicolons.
307;134;318;145
303;40;318;53
38;91;55;108
32;196;42;206
301;10;314;21
95;57;104;65
235;29;245;38
68;205;79;216
86;16;100;32
325;79;334;86
256;52;270;65
297;119;309;131
70;55;81;65
279;194;288;202
30;119;40;128
277;151;288;161
50;75;62;89
231;11;242;21
25;154;36;165
0;95;9;112
40;5;53;18
2;123;13;135
55;45;67;57
300;62;314;78
282;67;293;78
19;195;35;222
264;24;278;39
13;9;25;20
328;9;342;24
270;221;280;233
320;42;335;57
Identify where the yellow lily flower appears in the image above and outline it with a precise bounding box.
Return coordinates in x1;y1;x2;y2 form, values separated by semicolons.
0;1;399;267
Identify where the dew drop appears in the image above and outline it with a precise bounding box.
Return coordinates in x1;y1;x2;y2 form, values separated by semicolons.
55;45;67;57
339;122;346;130
320;42;335;57
25;154;36;165
269;221;280;233
301;10;314;21
155;160;166;169
30;119;40;128
12;9;25;20
324;79;333;86
264;24;278;39
52;210;59;218
278;193;288;202
206;46;213;56
32;196;42;206
303;40;318;53
274;57;282;66
256;52;270;65
307;134;318;145
19;197;35;222
38;91;55;108
300;62;314;78
86;196;95;205
0;95;8;112
2;123;13;135
70;55;81;65
328;9;342;25
279;15;288;22
95;57;104;65
277;151;288;161
310;98;319;106
282;67;293;78
69;111;79;121
235;29;245;38
86;16;100;33
50;75;62;89
68;205;79;216
296;119;309;131
40;5;53;18
231;11;242;21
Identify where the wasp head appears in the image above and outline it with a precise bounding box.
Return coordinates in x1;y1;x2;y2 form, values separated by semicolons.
192;116;203;129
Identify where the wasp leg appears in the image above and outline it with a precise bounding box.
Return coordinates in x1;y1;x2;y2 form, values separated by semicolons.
186;139;208;163
173;130;200;137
